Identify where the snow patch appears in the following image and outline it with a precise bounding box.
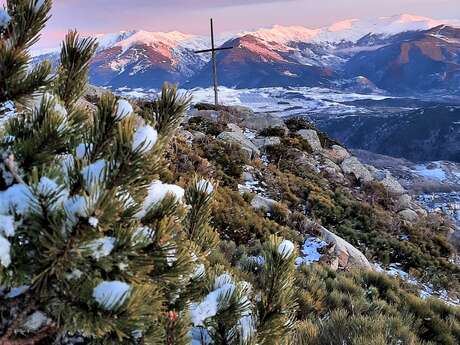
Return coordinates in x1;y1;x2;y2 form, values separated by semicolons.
83;237;116;260
82;159;107;188
135;180;184;219
295;237;328;266
0;235;11;267
132;125;158;153
93;281;131;310
196;179;214;194
115;99;133;120
278;240;295;258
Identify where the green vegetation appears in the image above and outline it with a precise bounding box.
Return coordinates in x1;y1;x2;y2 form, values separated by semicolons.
294;265;460;345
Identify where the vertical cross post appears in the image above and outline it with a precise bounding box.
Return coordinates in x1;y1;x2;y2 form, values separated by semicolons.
210;19;219;106
194;19;234;107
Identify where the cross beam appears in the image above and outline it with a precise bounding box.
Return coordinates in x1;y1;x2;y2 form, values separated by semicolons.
195;19;234;106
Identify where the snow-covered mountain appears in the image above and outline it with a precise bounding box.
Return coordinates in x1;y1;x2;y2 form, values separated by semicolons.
245;14;460;44
33;14;460;93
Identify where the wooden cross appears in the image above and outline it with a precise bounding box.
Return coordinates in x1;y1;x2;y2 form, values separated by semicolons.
195;19;234;106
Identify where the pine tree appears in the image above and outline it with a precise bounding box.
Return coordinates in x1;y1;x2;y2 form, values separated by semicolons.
0;1;216;344
0;1;301;344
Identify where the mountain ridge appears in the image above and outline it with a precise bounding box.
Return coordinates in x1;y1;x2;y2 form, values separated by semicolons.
32;14;460;93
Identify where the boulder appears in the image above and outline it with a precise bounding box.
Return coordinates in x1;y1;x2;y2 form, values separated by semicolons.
341;157;373;183
370;169;406;195
76;98;97;113
189;130;207;141
241;113;287;132
396;194;412;211
320;226;373;271
251;136;281;149
297;129;322;152
321;158;345;181
227;123;243;133
217;131;260;160
242;167;257;183
84;84;108;99
290;148;319;172
190;109;220;122
398;209;419;223
238;184;253;195
380;175;406;195
323;145;351;164
251;195;278;212
302;220;372;270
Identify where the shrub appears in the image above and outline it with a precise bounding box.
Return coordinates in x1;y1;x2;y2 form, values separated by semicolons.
186;116;226;136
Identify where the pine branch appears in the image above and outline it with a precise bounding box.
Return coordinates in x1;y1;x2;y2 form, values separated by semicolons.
54;30;98;109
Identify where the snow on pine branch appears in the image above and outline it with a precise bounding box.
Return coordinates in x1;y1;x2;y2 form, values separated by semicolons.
196;179;214;194
278;240;295;258
92;281;131;310
132;125;158;153
135;180;185;219
115;99;133;120
189;273;255;342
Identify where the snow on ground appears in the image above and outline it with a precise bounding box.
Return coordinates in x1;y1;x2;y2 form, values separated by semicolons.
114;86;393;118
376;263;460;306
295;237;328;266
413;162;447;181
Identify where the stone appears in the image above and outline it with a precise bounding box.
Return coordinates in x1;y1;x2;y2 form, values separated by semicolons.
321;158;345;181
227;123;243;133
189;130;207;141
380;174;406;195
21;311;50;333
76;98;97;113
297;129;322;152
290;148;319;172
251;195;278;212
320;227;373;271
84;84;107;99
341;157;373;183
397;194;412;211
302;220;372;270
398;209;419;223
241;113;287;132
414;207;428;217
217;131;260;160
242;169;256;183
238;184;253;195
370;169;406;195
190;109;220;122
251;136;281;149
323;145;351;164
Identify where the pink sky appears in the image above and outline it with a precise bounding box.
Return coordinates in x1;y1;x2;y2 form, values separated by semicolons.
2;0;460;49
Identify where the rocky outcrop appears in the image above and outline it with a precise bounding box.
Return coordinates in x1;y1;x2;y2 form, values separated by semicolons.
319;226;373;271
398;209;419;223
227;123;243;133
323;145;351;164
321;158;346;182
241;113;287;133
76;98;97;113
341;157;373;183
217;131;260;160
251;137;281;149
297;129;322;152
302;220;373;271
84;84;107;99
251;195;278;212
396;194;412;211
